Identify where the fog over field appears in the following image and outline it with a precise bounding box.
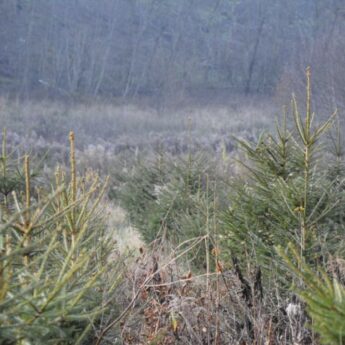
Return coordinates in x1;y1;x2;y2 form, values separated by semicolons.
1;1;344;145
1;1;344;150
1;2;345;345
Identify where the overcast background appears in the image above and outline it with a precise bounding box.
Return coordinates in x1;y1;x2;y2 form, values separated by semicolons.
0;0;343;112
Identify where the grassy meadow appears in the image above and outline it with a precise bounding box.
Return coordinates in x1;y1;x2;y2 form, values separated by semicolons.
1;75;345;345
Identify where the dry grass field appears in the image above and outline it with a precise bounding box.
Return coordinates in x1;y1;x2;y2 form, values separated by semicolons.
0;96;275;156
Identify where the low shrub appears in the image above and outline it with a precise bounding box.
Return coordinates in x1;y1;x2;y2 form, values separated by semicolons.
112;151;225;269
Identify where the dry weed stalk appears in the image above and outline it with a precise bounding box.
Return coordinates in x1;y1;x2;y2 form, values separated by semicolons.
112;236;299;345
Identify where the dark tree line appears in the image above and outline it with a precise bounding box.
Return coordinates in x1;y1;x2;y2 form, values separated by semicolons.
0;0;344;109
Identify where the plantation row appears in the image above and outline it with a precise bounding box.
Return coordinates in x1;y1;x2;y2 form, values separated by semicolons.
1;72;345;344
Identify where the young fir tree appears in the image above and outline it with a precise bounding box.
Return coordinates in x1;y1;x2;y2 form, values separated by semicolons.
221;67;342;272
0;132;123;345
